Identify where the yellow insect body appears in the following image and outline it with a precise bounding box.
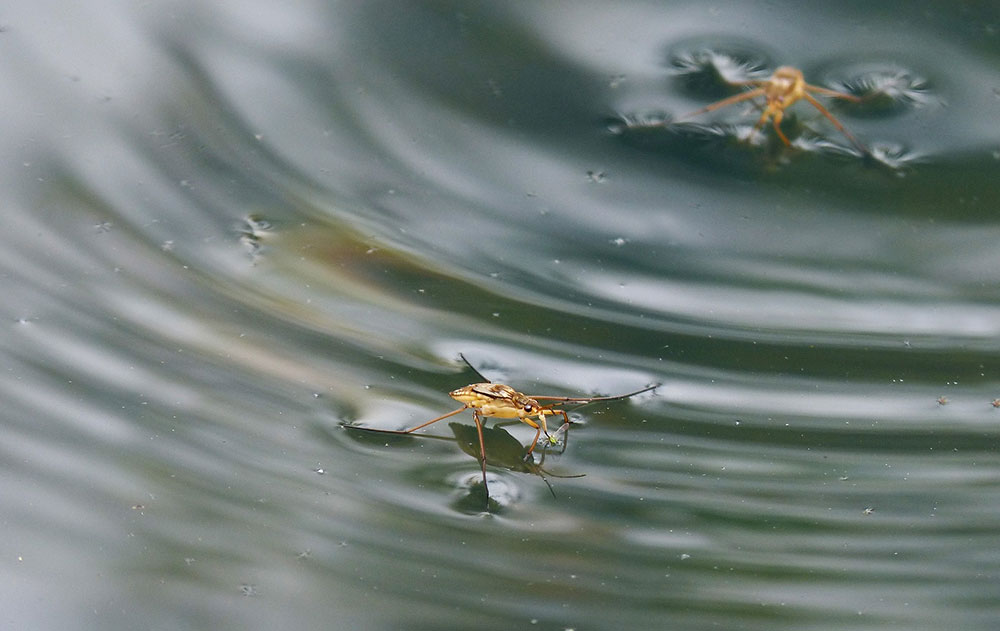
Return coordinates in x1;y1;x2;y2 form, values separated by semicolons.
756;66;808;140
453;383;548;419
450;383;561;455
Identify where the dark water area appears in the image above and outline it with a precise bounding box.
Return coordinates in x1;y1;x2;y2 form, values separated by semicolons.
2;1;999;629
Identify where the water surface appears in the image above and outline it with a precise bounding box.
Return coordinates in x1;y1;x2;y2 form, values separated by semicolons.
2;1;999;629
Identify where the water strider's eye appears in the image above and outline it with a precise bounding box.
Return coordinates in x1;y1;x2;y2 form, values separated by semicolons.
523;404;534;413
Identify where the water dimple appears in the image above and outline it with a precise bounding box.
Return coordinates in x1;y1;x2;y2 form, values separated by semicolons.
667;41;773;98
605;111;671;136
237;213;274;259
823;63;935;116
449;472;521;515
865;141;923;173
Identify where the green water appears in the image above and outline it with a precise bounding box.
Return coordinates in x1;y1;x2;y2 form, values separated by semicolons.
1;1;998;629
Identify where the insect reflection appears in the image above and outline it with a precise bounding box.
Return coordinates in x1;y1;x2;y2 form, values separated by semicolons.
447;422;585;511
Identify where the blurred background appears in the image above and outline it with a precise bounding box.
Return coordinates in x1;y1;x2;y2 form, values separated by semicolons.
1;1;998;629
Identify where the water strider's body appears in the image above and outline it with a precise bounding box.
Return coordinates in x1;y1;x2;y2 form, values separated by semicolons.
448;382;568;454
350;356;657;509
683;65;868;153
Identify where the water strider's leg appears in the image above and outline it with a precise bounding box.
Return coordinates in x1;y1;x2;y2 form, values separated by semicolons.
802;92;869;154
379;406;469;434
680;86;767;120
472;410;490;507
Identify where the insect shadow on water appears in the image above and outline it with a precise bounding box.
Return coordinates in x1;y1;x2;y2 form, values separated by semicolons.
345;355;658;511
448;422;586;513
